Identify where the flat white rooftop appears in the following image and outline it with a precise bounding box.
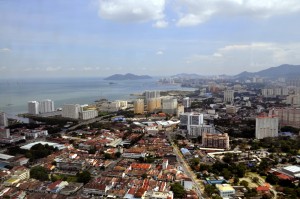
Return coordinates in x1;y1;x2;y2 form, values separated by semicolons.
0;153;14;160
283;165;300;174
20;141;66;150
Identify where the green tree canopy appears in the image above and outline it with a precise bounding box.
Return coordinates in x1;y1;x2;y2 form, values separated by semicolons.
171;182;186;198
77;170;91;184
30;166;49;181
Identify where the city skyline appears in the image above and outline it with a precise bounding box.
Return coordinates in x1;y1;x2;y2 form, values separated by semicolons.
1;0;300;78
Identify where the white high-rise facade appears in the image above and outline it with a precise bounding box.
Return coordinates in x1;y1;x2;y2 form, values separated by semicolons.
223;90;234;103
276;108;300;128
162;97;178;115
62;104;81;119
28;101;39;115
39;99;55;113
183;97;191;108
145;90;160;102
255;115;279;139
179;112;213;137
0;112;8;127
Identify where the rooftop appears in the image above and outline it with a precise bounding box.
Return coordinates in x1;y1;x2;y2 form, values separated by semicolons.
216;184;235;192
20;141;66;150
283;165;300;173
0;153;14;160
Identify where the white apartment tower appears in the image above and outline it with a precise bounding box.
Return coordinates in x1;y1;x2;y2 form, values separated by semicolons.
28;101;39;115
39;99;55;113
183;97;191;108
276;108;300;128
162;97;178;115
255;115;279;139
145;90;160;102
0;112;8;127
223;90;234;103
62;104;81;119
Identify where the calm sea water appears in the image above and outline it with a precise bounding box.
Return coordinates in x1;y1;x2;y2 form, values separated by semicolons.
0;77;194;118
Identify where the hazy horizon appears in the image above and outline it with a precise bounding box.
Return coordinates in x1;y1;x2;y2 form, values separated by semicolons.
1;0;300;78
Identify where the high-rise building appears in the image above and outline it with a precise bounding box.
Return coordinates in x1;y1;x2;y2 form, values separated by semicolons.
177;105;184;117
115;100;128;110
180;113;204;126
147;98;161;112
255;114;278;139
28;101;39;115
179;112;214;137
39;99;55;113
0;112;8;127
0;128;10;138
62;104;81;119
202;132;230;149
134;99;144;114
80;110;98;120
145;90;160;102
223;90;234;103
286;95;300;107
276;107;300;128
262;88;289;97
162;97;178;115
183;97;191;108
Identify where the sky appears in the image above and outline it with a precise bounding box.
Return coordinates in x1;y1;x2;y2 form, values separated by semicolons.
1;0;300;78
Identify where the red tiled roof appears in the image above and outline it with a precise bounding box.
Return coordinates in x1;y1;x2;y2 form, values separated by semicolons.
131;163;152;170
257;186;270;192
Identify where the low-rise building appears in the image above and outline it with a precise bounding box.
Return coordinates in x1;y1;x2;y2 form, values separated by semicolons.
55;158;86;171
216;184;235;198
202;132;230;150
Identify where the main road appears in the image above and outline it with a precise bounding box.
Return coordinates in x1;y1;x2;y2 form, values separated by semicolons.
167;131;204;199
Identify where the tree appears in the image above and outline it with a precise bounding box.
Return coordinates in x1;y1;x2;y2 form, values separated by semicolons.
235;163;246;177
266;174;279;185
222;168;232;180
233;177;239;185
240;180;249;188
223;153;233;164
171;182;186;198
104;153;112;159
204;184;217;195
141;173;147;179
115;152;121;158
30;166;49;181
77;170;91;184
252;177;259;183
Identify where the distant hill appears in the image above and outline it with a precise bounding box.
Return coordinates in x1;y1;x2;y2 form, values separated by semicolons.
104;73;152;80
235;64;300;79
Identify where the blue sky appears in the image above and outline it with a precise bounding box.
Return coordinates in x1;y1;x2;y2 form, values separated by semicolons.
1;0;300;78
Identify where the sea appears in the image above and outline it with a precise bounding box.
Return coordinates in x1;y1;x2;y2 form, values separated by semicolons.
0;77;194;119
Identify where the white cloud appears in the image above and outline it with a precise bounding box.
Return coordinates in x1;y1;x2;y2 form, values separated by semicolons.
176;0;300;27
97;0;166;24
83;67;93;71
156;50;164;55
186;42;300;74
46;67;61;72
153;20;168;28
0;48;11;53
0;66;7;71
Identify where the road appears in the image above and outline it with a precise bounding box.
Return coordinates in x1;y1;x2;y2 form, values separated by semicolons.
68;114;115;130
167;131;204;199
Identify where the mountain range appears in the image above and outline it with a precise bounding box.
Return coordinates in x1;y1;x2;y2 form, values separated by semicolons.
104;73;152;80
234;64;300;79
171;64;300;79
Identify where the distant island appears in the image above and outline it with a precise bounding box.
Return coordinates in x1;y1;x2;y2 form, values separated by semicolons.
104;73;152;80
